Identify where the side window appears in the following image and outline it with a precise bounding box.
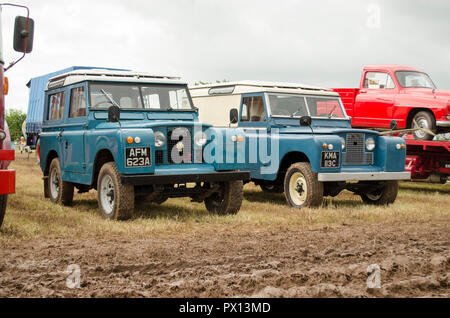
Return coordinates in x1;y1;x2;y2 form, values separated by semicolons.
48;91;65;120
69;86;86;118
240;96;265;122
364;72;395;89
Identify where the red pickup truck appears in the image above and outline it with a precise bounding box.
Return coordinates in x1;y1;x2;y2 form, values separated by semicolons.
333;65;450;141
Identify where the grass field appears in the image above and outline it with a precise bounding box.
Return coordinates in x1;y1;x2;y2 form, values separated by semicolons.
1;151;449;242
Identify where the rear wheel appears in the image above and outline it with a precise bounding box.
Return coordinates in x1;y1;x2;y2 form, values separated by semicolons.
360;181;398;205
97;162;134;220
411;111;436;141
205;180;243;215
0;194;7;228
284;162;323;208
48;158;74;205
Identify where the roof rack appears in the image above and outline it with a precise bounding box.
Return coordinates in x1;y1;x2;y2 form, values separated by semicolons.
46;69;183;90
49;69;181;83
192;80;329;91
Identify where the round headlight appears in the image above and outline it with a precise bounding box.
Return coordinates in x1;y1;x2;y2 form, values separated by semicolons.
366;137;376;151
154;131;165;147
339;137;346;150
194;131;207;147
0;130;6;141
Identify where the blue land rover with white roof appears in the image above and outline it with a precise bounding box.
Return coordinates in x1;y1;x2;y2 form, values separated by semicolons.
190;81;411;208
39;70;249;220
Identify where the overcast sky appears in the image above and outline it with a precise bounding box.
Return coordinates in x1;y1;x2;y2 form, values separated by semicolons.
2;0;449;112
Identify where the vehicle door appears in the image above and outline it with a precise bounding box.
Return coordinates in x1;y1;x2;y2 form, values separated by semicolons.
61;84;87;175
46;89;67;167
354;71;397;128
238;93;272;178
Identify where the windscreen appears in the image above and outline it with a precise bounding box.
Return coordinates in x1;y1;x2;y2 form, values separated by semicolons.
395;71;436;89
89;83;193;110
268;94;346;119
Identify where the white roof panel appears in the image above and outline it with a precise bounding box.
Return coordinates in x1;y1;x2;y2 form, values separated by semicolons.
190;80;337;97
47;69;186;89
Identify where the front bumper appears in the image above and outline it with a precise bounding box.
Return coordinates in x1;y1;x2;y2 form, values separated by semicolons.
121;171;250;186
437;120;450;127
318;171;411;182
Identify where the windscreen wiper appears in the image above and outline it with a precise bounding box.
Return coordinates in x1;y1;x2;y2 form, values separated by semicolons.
100;89;121;108
327;104;337;119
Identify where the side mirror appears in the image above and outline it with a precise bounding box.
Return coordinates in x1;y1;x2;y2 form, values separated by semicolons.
299;116;312;127
108;105;120;123
230;108;239;124
390;120;398;130
13;16;34;53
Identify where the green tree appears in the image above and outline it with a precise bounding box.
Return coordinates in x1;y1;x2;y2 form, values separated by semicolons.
5;109;26;141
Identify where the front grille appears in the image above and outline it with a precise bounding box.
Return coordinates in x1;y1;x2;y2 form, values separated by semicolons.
155;150;164;165
167;127;192;164
342;133;374;165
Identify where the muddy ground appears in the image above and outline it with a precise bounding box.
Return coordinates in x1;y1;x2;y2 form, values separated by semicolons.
0;220;448;298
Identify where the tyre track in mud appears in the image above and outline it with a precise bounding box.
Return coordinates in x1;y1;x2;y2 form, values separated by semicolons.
0;221;448;297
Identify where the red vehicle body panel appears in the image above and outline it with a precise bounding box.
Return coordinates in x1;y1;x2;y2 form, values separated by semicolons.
333;65;450;130
404;139;450;180
334;65;450;181
0;168;15;194
0;42;16;195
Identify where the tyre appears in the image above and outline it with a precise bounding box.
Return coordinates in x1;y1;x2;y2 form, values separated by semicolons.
0;194;7;228
411;111;436;141
360;181;398;205
284;162;323;208
48;158;74;205
97;162;134;220
205;180;243;215
44;177;49;198
260;183;283;193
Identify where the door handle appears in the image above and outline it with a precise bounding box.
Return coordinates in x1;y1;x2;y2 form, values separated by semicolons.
57;129;64;139
359;90;367;94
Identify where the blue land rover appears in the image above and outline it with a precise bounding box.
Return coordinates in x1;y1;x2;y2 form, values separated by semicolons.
190;81;411;208
39;70;249;220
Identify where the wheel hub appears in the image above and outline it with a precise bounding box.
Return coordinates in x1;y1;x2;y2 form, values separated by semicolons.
289;172;308;206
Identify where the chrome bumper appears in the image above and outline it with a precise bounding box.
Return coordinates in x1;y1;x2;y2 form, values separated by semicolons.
318;171;411;182
437;120;450;127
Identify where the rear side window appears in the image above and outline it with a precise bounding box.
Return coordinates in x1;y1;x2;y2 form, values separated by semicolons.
69;86;86;118
48;91;65;120
241;96;265;122
363;72;395;89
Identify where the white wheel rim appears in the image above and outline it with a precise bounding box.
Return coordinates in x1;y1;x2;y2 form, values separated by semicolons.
100;175;115;215
289;172;308;206
50;167;60;199
414;117;429;139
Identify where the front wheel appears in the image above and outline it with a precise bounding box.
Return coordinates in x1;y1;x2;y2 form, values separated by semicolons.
205;180;243;215
48;158;74;205
0;194;7;228
284;162;323;208
360;181;398;205
411;111;436;141
97;162;134;220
